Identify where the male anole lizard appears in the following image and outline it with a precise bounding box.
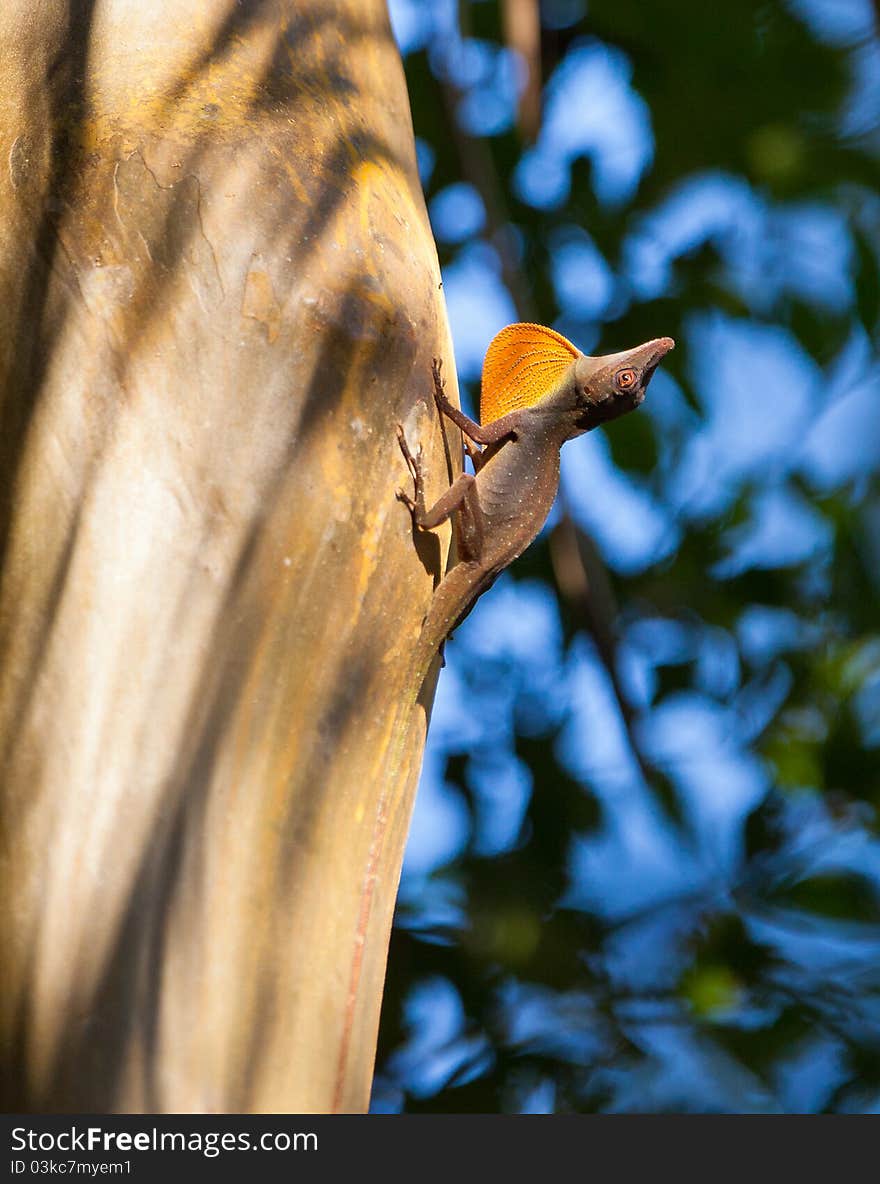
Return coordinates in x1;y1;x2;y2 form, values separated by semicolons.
397;323;674;678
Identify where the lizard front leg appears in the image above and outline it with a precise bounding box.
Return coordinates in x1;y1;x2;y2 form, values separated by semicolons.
432;358;522;448
431;360;484;470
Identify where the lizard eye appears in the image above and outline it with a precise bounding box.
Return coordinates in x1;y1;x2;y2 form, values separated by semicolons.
615;368;638;391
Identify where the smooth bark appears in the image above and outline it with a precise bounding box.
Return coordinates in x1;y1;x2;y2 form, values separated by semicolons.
0;0;455;1112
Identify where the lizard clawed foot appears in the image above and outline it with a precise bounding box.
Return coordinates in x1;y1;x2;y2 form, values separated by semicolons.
432;361;457;420
395;424;424;519
395;487;417;513
395;424;423;481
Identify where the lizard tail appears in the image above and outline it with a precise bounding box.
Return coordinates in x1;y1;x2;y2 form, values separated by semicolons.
412;560;492;686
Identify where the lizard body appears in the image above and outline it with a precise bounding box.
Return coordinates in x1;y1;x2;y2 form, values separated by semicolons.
397;323;674;679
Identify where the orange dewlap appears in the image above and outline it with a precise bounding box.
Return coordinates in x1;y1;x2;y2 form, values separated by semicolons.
480;323;581;424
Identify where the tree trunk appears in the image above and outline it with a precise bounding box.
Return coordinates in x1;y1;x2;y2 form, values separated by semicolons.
0;0;454;1113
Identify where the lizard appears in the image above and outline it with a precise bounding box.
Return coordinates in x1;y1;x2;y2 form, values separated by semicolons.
396;322;674;680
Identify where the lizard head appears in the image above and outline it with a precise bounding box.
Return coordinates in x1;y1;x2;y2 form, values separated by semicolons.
571;337;675;433
479;323;674;439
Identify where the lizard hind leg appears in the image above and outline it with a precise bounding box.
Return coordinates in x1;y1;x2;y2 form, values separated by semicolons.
396;425;485;561
407;468;485;565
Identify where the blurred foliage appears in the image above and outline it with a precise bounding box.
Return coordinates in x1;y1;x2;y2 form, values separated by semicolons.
373;0;880;1112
